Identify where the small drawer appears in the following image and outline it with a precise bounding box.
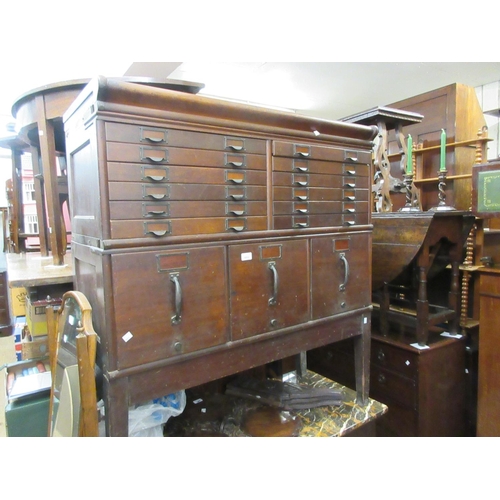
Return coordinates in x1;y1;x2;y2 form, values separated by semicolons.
371;365;417;409
273;141;345;162
371;341;418;378
110;216;267;239
105;122;267;154
106;143;267;170
480;273;500;297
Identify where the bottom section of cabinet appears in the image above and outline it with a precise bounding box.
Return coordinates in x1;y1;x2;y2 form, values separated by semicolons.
72;230;371;372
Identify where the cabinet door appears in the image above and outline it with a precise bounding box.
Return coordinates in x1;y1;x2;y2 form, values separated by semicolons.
111;246;229;369
311;232;371;318
229;240;310;340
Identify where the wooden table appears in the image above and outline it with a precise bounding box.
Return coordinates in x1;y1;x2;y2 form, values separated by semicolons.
5;251;73;288
11;77;205;266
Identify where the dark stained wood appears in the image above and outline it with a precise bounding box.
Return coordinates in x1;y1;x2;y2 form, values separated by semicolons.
477;268;500;436
64;77;377;436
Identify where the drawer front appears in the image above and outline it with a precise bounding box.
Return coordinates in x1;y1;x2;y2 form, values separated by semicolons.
371;340;418;378
105;122;267;154
273;200;368;216
273;141;371;164
108;182;267;202
106;142;266;170
229;239;310;340
371;365;417;409
311;232;371;317
107;163;267;185
273;186;369;203
110;216;267;239
109;200;267;220
111;246;229;369
273;157;370;177
274;213;369;230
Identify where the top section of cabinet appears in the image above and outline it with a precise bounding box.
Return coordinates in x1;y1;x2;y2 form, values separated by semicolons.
63;76;377;249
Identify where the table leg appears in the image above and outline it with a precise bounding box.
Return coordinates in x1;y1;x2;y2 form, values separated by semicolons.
35;95;66;266
353;313;371;405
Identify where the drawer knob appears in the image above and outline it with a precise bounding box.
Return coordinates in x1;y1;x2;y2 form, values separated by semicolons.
377;373;386;384
377;349;386;362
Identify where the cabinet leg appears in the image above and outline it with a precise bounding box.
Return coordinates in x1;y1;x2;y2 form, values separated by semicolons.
354;313;371;405
103;376;129;437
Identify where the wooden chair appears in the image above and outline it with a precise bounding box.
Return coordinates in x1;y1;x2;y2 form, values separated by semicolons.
47;291;99;437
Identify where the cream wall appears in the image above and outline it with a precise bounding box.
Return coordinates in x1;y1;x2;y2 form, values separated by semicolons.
475;81;500;160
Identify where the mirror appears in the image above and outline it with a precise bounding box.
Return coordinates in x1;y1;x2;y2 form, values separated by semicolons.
47;291;99;437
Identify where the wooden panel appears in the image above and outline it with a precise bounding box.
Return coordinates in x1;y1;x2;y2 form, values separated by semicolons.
107;163;267;185
106;142;266;170
273;141;371;164
110;216;267;239
111;246;229;369
311;232;371;318
477;270;500;436
105;121;267;154
229;239;310;340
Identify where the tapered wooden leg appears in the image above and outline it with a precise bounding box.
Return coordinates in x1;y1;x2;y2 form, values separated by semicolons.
354;312;371;405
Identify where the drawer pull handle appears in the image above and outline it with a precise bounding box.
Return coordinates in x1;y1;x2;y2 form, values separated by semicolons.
230;210;245;216
145;136;164;143
296;208;308;214
147;209;168;216
149;193;167;200
268;261;279;306
295;195;308;201
296;151;310;158
230;194;244;201
295;180;308;186
295;222;308;228
295;166;308;172
150;229;168;236
228;145;243;151
344;196;356;201
229;177;243;184
377;373;386;384
345;156;359;163
229;224;245;232
228;161;244;167
345;170;356;176
170;273;182;325
339;252;350;291
377;349;386;362
144;155;166;163
146;174;166;182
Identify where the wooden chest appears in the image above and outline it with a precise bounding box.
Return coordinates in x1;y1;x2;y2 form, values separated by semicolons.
63;77;377;436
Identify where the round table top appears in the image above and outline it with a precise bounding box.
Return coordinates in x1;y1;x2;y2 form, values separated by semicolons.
11;76;205;118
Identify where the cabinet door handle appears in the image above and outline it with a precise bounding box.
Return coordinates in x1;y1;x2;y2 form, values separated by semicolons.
170;273;182;325
227;161;244;167
339;252;350;291
268;261;279;305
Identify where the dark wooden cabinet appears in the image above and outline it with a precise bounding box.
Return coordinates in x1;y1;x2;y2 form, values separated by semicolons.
477;268;500;436
308;332;466;436
63;77;377;436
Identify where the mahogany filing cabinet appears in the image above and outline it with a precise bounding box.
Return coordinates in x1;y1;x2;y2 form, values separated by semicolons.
63;77;377;436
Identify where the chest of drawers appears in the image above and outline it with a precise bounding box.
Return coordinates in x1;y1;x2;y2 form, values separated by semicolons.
64;77;377;436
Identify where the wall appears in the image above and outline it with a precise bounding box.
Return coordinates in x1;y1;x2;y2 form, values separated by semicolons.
475;81;500;160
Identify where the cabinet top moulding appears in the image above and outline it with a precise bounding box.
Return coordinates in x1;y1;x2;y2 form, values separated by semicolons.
63;76;378;148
